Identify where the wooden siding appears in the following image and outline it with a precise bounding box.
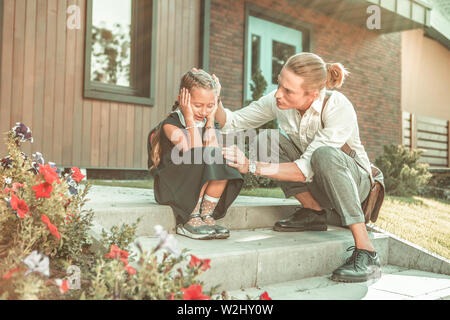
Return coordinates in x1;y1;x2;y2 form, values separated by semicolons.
403;111;450;168
0;0;201;169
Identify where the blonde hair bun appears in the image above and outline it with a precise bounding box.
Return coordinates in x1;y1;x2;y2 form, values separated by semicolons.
326;62;349;89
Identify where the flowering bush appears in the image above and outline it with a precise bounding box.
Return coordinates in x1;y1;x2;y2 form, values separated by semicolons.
0;123;271;300
0;123;92;299
84;225;217;300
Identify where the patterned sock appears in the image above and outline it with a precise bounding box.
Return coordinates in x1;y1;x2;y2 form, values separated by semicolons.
200;194;220;226
187;197;204;227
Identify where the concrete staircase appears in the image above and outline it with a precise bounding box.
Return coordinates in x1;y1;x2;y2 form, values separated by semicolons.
86;185;450;300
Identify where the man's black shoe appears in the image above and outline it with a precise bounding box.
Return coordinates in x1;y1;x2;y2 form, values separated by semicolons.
331;246;382;283
273;207;327;232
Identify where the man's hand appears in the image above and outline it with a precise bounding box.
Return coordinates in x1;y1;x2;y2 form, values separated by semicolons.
222;145;249;174
212;73;221;97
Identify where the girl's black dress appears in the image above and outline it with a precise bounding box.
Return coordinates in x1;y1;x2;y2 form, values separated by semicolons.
150;111;244;225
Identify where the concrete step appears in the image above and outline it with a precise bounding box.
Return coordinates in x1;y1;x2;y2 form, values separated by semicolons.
130;226;390;292
86;185;300;236
86;185;450;299
224;265;450;300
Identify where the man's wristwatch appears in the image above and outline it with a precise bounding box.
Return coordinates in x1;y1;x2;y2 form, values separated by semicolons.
248;160;257;175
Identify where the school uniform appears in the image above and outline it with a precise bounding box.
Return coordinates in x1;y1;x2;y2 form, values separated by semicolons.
151;109;244;225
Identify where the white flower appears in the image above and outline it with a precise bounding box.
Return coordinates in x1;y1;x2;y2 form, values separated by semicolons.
32;152;44;164
154;225;181;258
21;251;50;277
5;177;12;185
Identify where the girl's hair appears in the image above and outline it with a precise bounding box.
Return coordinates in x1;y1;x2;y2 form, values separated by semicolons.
149;70;217;170
284;52;349;94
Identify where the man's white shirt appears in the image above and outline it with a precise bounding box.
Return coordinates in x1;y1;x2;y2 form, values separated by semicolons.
221;89;372;182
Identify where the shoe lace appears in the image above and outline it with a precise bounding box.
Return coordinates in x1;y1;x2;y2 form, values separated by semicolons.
344;246;364;269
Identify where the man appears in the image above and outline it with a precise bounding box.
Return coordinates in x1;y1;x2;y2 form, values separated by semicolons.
216;52;382;283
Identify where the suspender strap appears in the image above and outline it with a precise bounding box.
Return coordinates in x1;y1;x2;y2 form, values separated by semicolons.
321;90;354;157
321;91;373;185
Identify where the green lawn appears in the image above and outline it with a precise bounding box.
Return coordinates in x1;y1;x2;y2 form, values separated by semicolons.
373;195;450;259
85;179;450;259
84;179;287;198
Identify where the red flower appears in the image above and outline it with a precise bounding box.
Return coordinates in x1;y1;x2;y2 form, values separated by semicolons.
3;182;25;195
260;291;272;300
189;254;211;271
12;182;25;190
105;245;129;265
38;164;60;184
59;280;70;294
125;265;136;275
41;214;50;224
32;182;53;199
181;284;211;300
41;214;61;240
48;224;61;240
3;188;12;194
71;167;85;183
10;194;29;218
2;267;22;280
54;279;70;294
200;259;211;271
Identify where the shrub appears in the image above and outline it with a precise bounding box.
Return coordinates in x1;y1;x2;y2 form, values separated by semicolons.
375;144;432;197
101;217;142;254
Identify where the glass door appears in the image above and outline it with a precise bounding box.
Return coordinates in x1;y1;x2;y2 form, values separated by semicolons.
246;16;302;101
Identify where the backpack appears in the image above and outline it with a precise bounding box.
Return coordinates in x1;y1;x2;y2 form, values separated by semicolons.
147;124;161;170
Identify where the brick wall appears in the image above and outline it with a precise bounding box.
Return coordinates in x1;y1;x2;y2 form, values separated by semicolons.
209;0;402;161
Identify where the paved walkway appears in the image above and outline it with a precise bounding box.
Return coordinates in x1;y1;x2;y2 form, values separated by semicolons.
225;265;450;300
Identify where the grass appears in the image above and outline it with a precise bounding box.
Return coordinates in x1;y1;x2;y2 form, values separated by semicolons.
85;179;287;198
84;179;155;189
85;178;450;259
373;195;450;259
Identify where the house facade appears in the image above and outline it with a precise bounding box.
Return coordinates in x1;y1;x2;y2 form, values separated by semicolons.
0;0;448;171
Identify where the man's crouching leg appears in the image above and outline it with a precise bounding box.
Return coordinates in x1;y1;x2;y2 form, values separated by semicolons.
258;130;328;232
310;146;381;283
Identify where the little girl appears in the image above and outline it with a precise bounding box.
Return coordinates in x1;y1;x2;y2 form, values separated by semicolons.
149;70;244;240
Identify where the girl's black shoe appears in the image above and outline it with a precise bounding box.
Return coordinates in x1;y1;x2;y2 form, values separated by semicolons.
201;214;230;239
176;214;217;240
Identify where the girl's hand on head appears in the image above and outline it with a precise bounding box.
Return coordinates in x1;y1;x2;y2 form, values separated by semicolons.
206;101;218;124
178;88;195;124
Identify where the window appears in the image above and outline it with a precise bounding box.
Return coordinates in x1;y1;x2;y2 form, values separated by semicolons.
272;40;296;85
251;34;261;77
84;0;156;106
244;4;312;103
